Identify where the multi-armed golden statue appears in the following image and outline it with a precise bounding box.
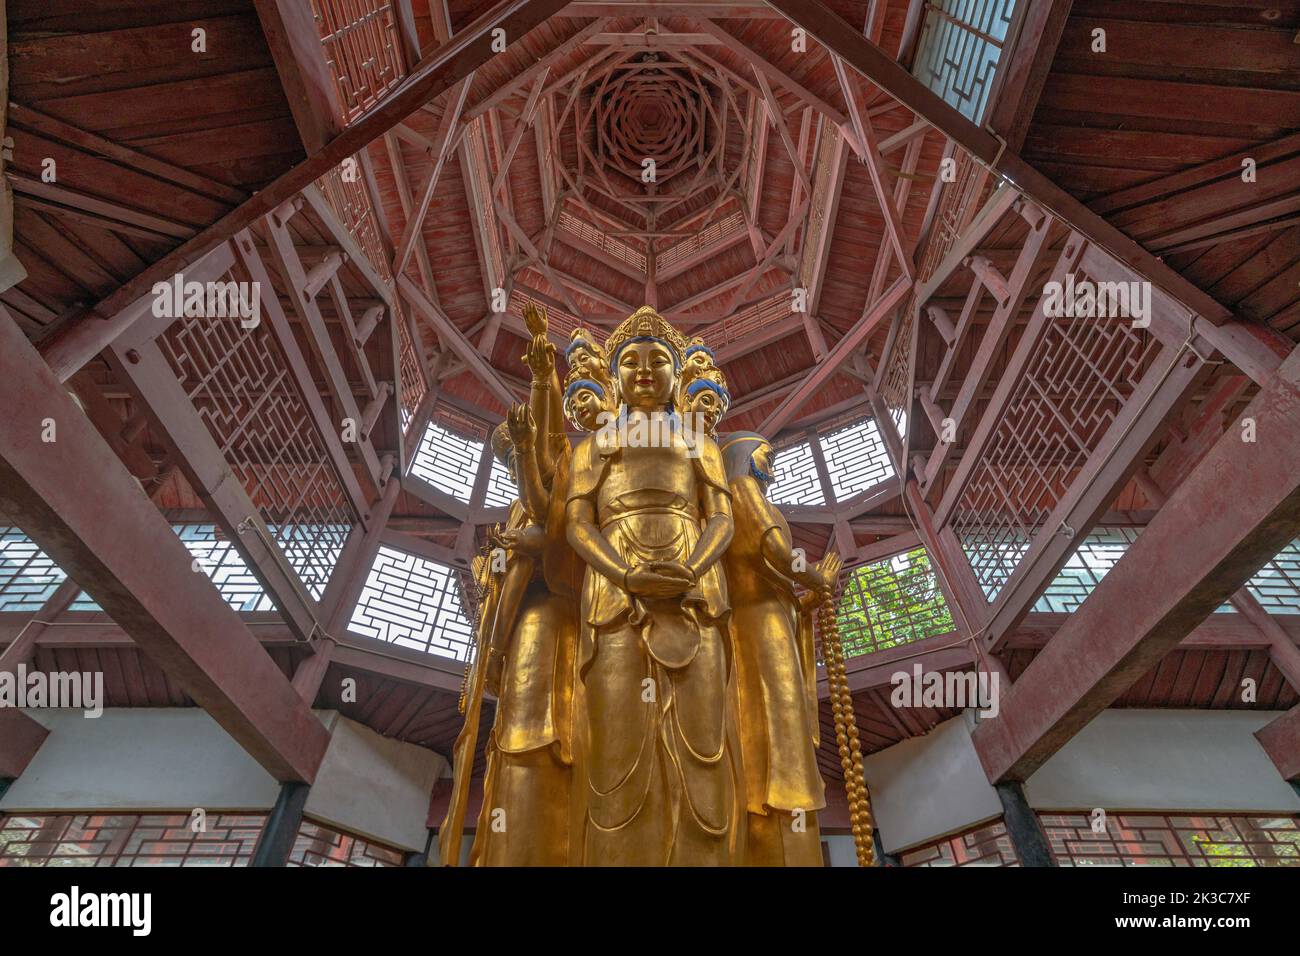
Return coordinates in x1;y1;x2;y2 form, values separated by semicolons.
440;303;858;867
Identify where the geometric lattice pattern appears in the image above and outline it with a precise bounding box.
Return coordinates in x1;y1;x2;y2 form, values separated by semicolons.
4;524;347;614
309;0;406;123
1244;538;1300;614
0;525;64;612
396;309;428;433
1042;813;1300;867
410;419;485;502
899;819;1019;867
951;306;1160;601
836;547;955;658
975;529;1300;615
483;454;517;508
288;819;406;867
767;440;826;505
818;416;895;500
878;306;914;443
911;0;1016;124
69;524;281;613
348;545;475;661
157;311;356;600
1032;526;1142;612
0;813;266;867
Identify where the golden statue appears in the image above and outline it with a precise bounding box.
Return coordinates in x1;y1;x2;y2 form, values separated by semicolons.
721;432;838;865
441;303;873;867
440;306;577;867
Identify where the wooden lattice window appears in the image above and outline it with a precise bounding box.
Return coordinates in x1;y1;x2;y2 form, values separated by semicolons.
1042;813;1300;867
766;440;825;506
288;819;406;866
949;291;1160;602
900;819;1019;866
348;544;474;661
410;418;485;502
310;0;407;123
0;526;64;612
0;812;266;867
157;307;357;600
837;546;955;658
817;417;896;500
483;455;516;508
910;0;1017;123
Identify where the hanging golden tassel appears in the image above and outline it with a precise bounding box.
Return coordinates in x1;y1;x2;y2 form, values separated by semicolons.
818;594;875;867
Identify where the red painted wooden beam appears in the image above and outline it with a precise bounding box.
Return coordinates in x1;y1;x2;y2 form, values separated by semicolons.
758;276;910;434
37;0;575;383
762;0;1235;328
971;343;1300;783
0;318;331;784
0;709;49;779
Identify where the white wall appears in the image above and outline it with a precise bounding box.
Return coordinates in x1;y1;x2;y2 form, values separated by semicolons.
0;708;282;811
863;709;1300;854
1024;709;1300;814
862;711;1004;854
306;712;446;853
0;708;446;853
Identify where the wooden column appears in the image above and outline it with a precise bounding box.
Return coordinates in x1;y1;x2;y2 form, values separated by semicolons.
995;782;1056;867
250;781;311;867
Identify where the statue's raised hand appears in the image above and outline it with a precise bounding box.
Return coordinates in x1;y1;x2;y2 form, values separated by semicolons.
522;332;555;379
522;301;548;337
507;404;534;448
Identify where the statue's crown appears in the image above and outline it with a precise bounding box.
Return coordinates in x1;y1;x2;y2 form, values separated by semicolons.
604;306;689;367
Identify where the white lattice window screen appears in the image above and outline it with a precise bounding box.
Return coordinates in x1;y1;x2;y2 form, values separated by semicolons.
0;527;64;612
819;417;896;500
1029;530;1300;614
766;441;825;505
3;524;346;614
911;0;1017;124
72;525;285;613
483;455;517;508
410;420;484;502
1033;526;1141;613
348;545;474;661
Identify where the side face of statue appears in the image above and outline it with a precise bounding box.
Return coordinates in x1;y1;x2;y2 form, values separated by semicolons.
721;434;836;866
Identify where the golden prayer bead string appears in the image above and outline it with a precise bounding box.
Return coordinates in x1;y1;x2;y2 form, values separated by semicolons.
818;595;876;867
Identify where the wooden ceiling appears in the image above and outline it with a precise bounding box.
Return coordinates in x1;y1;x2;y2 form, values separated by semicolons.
3;0;1299;778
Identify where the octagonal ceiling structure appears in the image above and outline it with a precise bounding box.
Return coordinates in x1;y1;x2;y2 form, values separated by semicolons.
368;5;948;454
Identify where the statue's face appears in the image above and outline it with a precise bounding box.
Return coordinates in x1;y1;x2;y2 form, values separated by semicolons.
617;340;676;410
686;349;712;374
686;388;724;434
569;387;603;431
752;442;774;480
572;345;595;372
